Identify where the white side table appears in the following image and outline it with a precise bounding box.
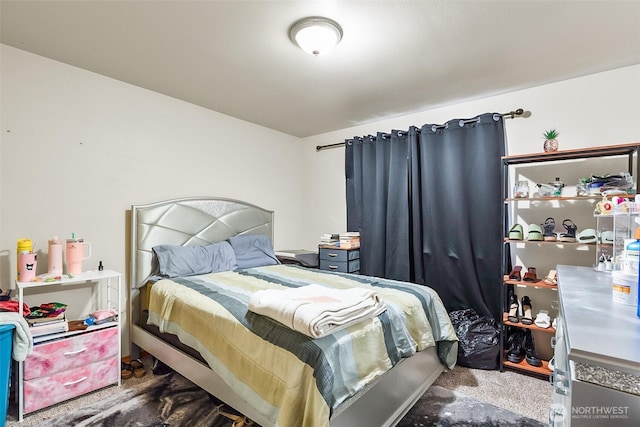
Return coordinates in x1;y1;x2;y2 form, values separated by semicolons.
15;270;122;421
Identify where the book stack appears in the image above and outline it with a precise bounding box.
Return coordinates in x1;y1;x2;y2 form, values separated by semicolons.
26;302;69;337
27;312;68;337
339;232;360;249
319;233;340;246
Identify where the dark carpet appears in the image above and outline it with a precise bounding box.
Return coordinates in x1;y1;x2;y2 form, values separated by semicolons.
25;371;544;427
397;385;544;427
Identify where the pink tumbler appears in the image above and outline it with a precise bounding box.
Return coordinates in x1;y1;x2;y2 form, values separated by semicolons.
18;252;37;282
48;236;63;276
66;239;91;275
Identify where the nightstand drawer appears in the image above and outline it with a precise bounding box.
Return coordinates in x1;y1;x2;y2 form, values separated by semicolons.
24;355;119;413
24;326;118;380
319;248;359;262
320;258;360;273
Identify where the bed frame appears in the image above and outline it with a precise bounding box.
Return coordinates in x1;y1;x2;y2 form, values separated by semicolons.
129;197;445;427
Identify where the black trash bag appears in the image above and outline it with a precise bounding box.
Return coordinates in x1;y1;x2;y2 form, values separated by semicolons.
449;308;499;370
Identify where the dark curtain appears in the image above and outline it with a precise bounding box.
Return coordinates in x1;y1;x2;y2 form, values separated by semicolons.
345;113;505;321
346;132;411;280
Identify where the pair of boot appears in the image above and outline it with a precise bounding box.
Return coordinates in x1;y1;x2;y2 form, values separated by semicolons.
506;328;541;367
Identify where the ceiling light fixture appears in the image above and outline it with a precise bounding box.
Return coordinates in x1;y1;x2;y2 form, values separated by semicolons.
289;16;343;56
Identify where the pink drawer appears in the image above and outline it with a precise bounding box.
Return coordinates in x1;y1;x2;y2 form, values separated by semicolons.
24;326;118;380
24;354;119;413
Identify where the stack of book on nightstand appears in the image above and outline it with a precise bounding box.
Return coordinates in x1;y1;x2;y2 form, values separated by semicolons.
26;303;69;337
320;233;340;246
339;232;360;249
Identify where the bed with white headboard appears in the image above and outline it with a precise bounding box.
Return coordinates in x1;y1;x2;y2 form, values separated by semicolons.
129;197;457;427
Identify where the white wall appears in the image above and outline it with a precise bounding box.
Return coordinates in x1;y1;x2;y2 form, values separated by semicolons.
299;65;640;249
0;45;303;319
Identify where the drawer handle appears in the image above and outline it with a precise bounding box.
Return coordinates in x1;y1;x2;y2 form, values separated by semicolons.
328;253;338;257
64;347;88;356
328;265;338;269
63;376;88;387
550;336;556;348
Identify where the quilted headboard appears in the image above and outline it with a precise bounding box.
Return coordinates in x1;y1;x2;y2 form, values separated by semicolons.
130;197;274;289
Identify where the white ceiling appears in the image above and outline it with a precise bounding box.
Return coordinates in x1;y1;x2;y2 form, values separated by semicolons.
2;1;639;138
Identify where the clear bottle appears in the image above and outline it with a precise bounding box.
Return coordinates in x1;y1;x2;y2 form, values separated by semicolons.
513;181;530;198
576;178;590;196
552;177;564;196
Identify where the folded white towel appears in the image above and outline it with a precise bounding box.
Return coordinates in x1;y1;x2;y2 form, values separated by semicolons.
0;312;34;361
249;284;386;338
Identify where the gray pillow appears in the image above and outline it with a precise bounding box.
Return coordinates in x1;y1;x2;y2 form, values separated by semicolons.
227;235;280;269
152;241;238;278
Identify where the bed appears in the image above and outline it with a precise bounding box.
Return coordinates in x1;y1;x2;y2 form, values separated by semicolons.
129;197;457;427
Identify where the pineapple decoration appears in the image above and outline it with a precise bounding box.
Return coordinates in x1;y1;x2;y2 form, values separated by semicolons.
543;129;559;152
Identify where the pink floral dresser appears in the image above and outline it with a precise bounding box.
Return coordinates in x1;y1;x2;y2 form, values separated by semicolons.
23;326;119;413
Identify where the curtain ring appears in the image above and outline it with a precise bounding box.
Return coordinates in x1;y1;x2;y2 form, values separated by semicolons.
381;134;386;140
347;140;353;146
493;113;500;122
431;123;449;132
369;135;374;141
397;131;404;137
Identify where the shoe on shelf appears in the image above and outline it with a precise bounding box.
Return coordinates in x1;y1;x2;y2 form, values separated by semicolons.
520;296;533;325
534;310;551;328
558;219;578;242
507;293;520;323
522;267;538;282
548;357;555;372
542;217;557;241
577;228;598;244
506;329;525;363
526;224;543;241
509;265;523;281
601;230;614;244
509;224;524;240
543;269;557;286
523;329;542;367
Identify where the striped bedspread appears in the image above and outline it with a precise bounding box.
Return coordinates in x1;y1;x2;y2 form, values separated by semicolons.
147;264;458;427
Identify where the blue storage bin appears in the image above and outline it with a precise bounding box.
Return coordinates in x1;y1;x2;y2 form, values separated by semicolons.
0;324;14;426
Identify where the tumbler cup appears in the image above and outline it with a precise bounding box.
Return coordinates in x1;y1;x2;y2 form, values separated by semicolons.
16;238;33;280
18;252;37;282
66;239;92;275
48;236;63;276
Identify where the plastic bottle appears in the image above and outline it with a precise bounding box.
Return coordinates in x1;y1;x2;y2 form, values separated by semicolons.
552;177;564;196
624;228;640;274
48;236;63;276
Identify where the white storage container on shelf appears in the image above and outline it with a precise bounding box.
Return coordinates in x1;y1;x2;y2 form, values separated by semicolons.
611;270;639;307
594;198;640;272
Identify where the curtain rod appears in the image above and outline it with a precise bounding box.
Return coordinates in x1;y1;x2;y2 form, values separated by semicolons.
315;108;525;152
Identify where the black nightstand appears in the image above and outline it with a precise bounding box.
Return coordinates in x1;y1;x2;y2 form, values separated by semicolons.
318;246;360;274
